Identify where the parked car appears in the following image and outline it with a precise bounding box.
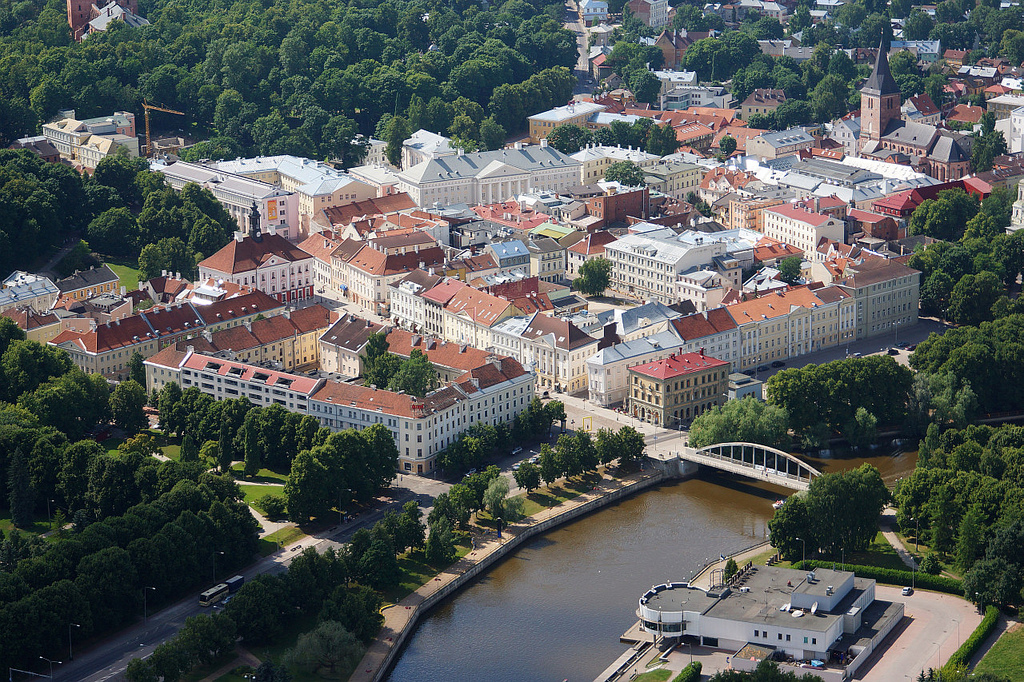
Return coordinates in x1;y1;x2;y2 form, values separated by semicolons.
896;341;910;348
771;360;785;368
756;365;770;372
511;447;523;456
887;347;900;355
512;463;521;471
907;344;917;351
902;586;914;596
742;369;756;376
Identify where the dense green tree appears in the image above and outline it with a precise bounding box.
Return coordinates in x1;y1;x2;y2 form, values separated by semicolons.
513;461;541;493
843;407;878;449
110;380;148;435
603;161;645;186
546;124;594;154
777;256;802;284
284;621;364;676
425;515;457;565
768;496;814;562
7;449;35;528
87;208;139;258
225;575;291;645
575;257;612;296
689;397;790;449
386;349;439;397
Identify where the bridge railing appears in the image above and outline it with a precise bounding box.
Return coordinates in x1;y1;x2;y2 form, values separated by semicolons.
689;446;817;483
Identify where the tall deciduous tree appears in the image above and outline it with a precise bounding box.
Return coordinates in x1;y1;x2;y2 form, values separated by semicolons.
7;448;35;528
575;257;612;296
110;380;148;435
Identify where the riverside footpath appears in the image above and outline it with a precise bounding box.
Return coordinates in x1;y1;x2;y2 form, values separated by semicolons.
349;467;670;682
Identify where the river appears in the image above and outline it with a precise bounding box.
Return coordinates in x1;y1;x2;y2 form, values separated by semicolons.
386;446;917;682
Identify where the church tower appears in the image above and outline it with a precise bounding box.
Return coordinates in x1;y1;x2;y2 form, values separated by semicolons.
860;37;901;150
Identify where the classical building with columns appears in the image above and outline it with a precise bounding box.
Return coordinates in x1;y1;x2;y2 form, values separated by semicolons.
396;141;581;207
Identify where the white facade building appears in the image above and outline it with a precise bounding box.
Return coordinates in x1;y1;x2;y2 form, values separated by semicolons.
397;142;581;207
762;204;846;259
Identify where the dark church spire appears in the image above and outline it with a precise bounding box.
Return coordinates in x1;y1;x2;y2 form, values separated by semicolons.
861;35;899;97
249;199;262;242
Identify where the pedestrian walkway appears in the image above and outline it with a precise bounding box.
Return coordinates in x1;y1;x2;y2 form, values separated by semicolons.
197;645;261;682
880;507;918;570
349;468;664;682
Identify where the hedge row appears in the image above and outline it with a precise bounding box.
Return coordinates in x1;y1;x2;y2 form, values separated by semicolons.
942;605;1000;674
794;561;964;595
672;661;702;682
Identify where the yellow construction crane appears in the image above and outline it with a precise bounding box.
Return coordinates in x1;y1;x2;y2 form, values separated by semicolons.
142;101;185;157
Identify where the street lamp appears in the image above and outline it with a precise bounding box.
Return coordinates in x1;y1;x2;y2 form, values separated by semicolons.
212;550;225;584
38;657;60;679
796;537;806;565
143;586;156;623
338;488;352;525
68;623;80;661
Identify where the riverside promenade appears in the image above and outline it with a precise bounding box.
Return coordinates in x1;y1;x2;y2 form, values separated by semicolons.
349;467;670;682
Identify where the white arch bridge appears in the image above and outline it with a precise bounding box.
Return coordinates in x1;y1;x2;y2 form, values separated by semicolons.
677;442;822;492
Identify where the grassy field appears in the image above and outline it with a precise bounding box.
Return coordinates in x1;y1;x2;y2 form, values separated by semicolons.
517;473;603;517
753;532;911;572
383;539;473;604
974;623;1024;681
239;484;285;504
257;526;307;556
0;509;52;537
106;262;143;292
231;463;289;484
632;669;671;682
106;430;182;460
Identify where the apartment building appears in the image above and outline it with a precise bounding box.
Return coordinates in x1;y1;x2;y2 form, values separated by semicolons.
310;355;534;474
2;271;59;312
317;313;388;377
571;145;661;184
627;351;730;427
397;142;581;206
726;285;855;370
42;111;138;168
340;233;446;315
528;237;567;283
442;285;522;349
528;103;607;143
490;312;598;394
192;305;332;371
0;307;62;345
762;204;845;258
586;329;686;406
567;231;617;278
54;265;119;302
51;290;285;380
388;270;443;333
643;161;703;200
834;259;920;339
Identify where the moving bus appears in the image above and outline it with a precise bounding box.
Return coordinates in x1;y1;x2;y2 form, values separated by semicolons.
224;575;245;593
199;583;229;607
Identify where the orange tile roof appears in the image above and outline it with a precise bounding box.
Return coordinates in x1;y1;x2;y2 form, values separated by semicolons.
444;287;515;326
725;286;850;325
630;351;728;379
199;233;312;275
385;328;492;371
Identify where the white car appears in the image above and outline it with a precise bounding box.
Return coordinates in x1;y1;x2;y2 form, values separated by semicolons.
902;586;913;596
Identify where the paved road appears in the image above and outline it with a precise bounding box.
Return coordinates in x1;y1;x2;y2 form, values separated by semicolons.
858;585;981;681
59;476;450;682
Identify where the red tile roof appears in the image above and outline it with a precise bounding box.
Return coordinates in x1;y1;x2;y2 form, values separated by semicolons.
386;328;493;371
629;351;728;379
199;233;312;275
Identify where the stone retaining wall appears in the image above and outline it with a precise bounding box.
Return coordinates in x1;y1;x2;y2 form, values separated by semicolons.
370;471;669;681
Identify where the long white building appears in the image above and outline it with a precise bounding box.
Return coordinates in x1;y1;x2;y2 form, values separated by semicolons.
396;141;581;207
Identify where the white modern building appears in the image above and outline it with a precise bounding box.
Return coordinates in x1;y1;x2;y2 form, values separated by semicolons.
637;565;903;681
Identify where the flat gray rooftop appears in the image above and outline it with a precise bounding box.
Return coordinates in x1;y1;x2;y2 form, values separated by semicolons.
643;584;719;614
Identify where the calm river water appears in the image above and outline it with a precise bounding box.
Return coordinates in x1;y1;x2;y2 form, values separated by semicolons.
386;446;917;682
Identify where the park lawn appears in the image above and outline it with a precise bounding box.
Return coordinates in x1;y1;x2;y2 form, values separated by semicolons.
239;483;286;507
106;262;143;292
632;669;671;682
0;509;51;537
231;462;289;484
975;624;1024;681
258;526;307;556
108;431;182;460
846;532;911;572
383;539;473;604
518;473;603;517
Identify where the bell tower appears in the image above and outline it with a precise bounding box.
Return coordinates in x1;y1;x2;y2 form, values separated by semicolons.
249;200;262;242
860;37;901;150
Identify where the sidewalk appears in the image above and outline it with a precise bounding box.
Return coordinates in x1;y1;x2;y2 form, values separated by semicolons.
348;468;664;682
880;507;918;570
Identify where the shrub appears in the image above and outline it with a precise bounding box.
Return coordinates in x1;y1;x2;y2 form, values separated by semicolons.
942;605;999;675
920;553;941;575
723;558;739;581
795;561;963;595
259;494;287;519
672;661;702;682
